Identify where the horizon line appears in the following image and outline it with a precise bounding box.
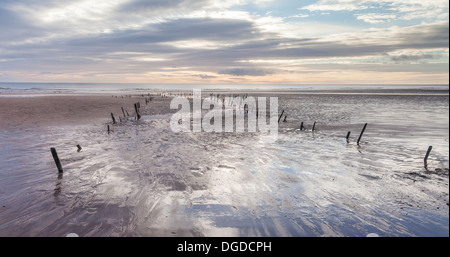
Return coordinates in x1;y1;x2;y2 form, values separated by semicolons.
1;82;449;86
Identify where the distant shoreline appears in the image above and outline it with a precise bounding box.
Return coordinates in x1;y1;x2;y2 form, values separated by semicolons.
0;83;448;95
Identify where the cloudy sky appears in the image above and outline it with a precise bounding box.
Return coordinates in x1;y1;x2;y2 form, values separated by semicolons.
0;0;448;84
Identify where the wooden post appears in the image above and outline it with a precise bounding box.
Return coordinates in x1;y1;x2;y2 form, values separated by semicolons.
76;145;82;152
357;123;368;145
312;121;316;131
135;103;142;120
424;146;433;168
50;148;63;173
126;110;130;117
346;131;351;143
107;125;110;134
300;122;304;131
121;107;126;118
283;115;287;122
111;113;116;124
278;110;285;123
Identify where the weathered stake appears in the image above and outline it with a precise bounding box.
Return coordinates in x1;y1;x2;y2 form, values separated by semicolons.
121;107;126;118
107;125;110;134
346;131;351;143
300;122;304;131
111;113;116;124
50;147;63;173
357;123;368;145
312;121;316;131
424;146;433;167
76;144;82;152
278;110;285;123
134;103;141;120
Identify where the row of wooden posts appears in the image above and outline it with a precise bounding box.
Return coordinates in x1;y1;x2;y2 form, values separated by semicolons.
50;96;152;173
280;115;433;168
277;109;368;145
50;141;436;175
50;98;435;174
108;98;152;133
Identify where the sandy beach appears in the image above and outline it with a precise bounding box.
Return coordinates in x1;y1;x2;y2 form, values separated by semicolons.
0;89;448;237
0;94;174;129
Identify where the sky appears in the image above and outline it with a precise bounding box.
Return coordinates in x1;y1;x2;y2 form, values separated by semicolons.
0;0;448;84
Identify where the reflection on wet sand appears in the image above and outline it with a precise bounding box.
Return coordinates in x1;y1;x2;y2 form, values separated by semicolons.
53;174;63;198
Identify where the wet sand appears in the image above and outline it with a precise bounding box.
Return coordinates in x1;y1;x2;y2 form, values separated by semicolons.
0;90;448;237
0;94;174;128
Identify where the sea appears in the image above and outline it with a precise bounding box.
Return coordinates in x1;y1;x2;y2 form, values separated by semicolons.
0;82;448;94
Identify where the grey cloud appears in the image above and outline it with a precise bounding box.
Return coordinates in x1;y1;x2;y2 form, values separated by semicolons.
302;63;449;73
0;17;261;71
0;2;85;44
395;21;449;49
168;21;448;70
119;0;184;11
156;18;260;41
194;74;218;79
0;0;67;7
56;17;260;51
209;22;449;60
117;0;208;12
0;7;41;42
390;54;436;63
219;68;275;76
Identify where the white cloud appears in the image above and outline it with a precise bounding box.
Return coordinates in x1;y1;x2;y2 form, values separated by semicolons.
38;0;126;23
288;14;310;18
356;13;397;24
130;56;167;62
162;40;239;49
301;0;368;12
302;0;449;23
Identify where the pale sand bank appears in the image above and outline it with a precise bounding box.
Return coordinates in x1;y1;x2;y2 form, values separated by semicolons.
0;94;174;129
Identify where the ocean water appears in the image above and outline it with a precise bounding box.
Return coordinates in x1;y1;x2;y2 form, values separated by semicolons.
0;84;448;236
0;82;448;94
